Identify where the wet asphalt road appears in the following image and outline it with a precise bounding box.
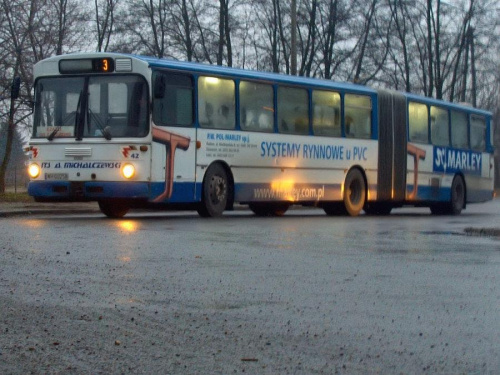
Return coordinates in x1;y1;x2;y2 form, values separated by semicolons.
0;202;499;374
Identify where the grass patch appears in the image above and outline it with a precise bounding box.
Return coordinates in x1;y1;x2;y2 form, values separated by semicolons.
0;192;33;203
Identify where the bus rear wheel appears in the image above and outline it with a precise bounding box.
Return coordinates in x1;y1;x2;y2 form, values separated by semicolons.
197;163;228;217
323;202;346;216
342;169;366;216
364;203;392;216
249;202;289;216
98;199;130;218
430;175;465;215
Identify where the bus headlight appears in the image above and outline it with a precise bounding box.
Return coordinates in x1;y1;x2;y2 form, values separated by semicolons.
28;163;41;178
122;163;135;179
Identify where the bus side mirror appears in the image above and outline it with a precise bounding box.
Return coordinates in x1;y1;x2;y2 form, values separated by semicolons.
154;74;165;99
11;76;21;99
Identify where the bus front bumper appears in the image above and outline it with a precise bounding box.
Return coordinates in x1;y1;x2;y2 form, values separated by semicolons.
28;181;150;201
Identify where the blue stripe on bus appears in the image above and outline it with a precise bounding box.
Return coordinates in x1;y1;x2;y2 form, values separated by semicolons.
406;185;450;201
407;185;493;203
150;182;199;203
29;181;201;203
28;181;150;199
28;180;493;205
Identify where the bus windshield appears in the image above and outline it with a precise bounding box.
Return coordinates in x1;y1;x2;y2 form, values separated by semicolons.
33;75;149;139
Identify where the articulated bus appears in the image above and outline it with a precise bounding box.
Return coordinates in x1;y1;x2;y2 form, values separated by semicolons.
27;53;495;218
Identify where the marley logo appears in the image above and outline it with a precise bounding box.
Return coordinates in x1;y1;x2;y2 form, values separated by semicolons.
32;147;39;158
122;146;136;158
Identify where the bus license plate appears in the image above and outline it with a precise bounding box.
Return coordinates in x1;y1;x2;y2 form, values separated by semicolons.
45;173;68;180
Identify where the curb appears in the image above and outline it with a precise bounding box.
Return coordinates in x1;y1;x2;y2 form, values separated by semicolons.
0;209;100;218
0;202;100;218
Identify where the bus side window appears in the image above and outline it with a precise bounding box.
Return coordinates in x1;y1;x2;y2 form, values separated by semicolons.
239;81;274;132
470;115;486;151
198;100;214;127
312;90;341;137
430;106;449;146
450;110;468;149
278;86;309;135
344;94;371;139
152;71;193;127
408;101;429;143
198;76;235;130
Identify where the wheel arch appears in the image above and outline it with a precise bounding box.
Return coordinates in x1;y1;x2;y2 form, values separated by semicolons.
454;172;467;209
343;165;368;202
203;160;235;210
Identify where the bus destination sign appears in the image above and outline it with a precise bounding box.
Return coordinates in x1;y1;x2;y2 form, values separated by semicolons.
59;58;115;74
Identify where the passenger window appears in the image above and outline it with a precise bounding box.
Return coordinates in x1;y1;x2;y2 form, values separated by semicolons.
153;71;193;127
470;115;486;151
430;106;449;146
277;87;309;135
450;111;468;149
198;76;235;130
344;94;371;139
312;90;341;137
408;102;429;143
239;81;274;132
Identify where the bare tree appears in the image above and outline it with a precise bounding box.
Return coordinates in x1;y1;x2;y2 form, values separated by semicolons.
349;0;390;85
291;0;297;75
216;0;233;66
297;0;318;77
276;0;291;74
95;0;119;52
316;0;351;79
0;0;35;193
0;0;33;193
0;0;90;192
386;0;416;91
119;0;171;58
215;0;246;66
166;0;196;61
251;0;282;72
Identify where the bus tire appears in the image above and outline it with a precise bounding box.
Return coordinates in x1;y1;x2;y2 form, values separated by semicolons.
343;169;366;216
431;175;465;215
449;175;465;215
197;163;228;217
98;199;129;218
364;203;392;216
429;204;446;215
323;202;347;216
249;202;289;216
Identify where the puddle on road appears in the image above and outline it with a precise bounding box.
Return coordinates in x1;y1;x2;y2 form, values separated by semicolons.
420;230;464;237
421;228;500;239
463;227;500;238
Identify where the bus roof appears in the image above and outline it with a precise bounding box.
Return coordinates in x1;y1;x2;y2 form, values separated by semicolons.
36;52;492;116
36;52;375;95
404;92;491;117
136;54;377;95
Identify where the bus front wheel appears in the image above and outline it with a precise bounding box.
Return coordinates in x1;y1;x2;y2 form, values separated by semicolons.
98;199;129;218
342;169;366;216
197;163;228;217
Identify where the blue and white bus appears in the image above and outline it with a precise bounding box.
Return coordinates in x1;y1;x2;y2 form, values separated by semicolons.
27;53;495;217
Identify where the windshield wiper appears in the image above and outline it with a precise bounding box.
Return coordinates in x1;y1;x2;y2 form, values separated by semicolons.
47;110;76;140
88;108;112;140
47;126;61;140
